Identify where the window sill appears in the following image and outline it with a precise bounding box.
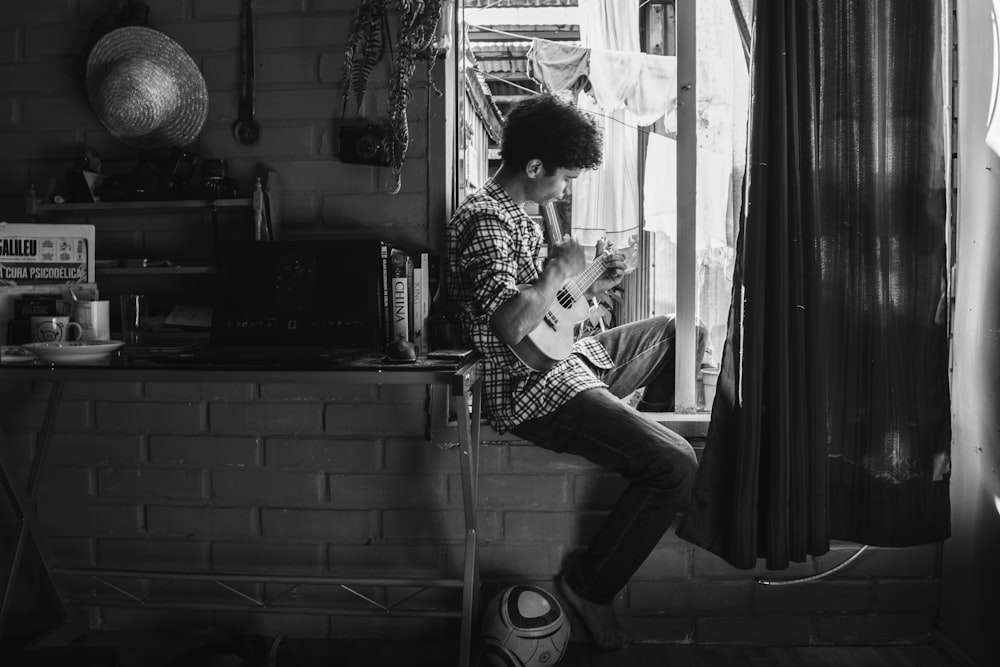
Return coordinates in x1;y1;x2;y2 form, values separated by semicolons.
641;412;711;438
429;385;711;443
467;411;710;444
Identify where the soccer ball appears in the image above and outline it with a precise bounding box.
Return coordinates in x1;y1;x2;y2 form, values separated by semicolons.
479;584;570;666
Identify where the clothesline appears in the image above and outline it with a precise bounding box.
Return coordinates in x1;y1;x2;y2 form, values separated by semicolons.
466;0;655;16
466;0;506;11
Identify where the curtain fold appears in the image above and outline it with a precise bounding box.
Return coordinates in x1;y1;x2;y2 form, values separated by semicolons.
676;0;951;570
728;0;754;67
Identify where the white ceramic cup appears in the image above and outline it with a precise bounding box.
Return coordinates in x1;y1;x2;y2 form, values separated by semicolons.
30;315;83;343
75;300;111;341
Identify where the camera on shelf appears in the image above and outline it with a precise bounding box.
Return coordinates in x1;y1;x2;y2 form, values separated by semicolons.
197;158;241;199
338;121;391;167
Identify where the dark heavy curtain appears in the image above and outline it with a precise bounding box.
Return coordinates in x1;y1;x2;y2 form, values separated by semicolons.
676;0;951;570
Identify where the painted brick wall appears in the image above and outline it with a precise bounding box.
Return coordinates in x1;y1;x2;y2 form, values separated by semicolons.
0;0;446;252
0;0;942;649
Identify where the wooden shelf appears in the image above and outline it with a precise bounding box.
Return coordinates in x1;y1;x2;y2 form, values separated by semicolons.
27;193;259;280
23;174;278;290
96;266;217;277
31;198;252;217
26;171;278;239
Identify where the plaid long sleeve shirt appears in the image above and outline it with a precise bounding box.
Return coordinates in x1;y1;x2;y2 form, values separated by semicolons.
445;179;614;433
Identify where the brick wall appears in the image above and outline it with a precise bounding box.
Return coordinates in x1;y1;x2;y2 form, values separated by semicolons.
0;0;941;648
0;0;446;252
1;376;943;645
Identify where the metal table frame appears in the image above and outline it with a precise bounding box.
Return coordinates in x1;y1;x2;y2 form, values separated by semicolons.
0;356;482;666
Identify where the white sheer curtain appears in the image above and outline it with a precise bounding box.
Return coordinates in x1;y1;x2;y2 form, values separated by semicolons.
571;0;642;250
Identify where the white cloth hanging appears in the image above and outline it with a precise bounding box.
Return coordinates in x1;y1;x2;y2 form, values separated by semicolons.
643;132;732;252
525;40;590;95
586;48;642;113
570;95;640;249
579;0;638;50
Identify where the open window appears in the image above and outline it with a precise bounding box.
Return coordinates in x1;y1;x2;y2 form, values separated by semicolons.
457;1;750;424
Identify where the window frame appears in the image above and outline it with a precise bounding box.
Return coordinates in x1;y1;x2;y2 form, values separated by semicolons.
451;0;747;437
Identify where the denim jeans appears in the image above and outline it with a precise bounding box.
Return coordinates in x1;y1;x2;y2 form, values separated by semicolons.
511;315;702;605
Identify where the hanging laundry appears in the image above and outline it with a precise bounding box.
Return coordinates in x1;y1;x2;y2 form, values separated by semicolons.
529;39;677;125
644;132;732;251
586;48;642;112
631;55;678;126
526;40;591;97
528;35;737;248
571;97;640;249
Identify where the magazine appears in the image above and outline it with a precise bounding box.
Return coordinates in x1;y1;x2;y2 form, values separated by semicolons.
0;222;95;285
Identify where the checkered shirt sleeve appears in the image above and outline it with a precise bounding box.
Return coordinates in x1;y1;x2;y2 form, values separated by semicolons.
446;179;613;433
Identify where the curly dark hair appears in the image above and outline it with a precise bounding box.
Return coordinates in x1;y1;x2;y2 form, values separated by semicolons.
500;94;603;173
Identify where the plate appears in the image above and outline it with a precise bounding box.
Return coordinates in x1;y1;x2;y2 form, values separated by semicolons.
23;340;125;364
1;346;36;364
382;355;417;364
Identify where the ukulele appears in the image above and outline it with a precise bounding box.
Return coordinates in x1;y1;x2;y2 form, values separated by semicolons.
507;202;615;372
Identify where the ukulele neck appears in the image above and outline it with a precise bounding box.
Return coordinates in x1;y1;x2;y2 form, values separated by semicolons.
543;201;607;297
542;201;562;249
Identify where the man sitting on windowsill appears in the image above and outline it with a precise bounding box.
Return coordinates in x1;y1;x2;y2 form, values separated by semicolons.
445;93;706;651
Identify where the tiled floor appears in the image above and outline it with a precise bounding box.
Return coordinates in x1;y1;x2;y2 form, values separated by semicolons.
18;631;966;667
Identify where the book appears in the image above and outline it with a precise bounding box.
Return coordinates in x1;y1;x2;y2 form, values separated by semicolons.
390;247;410;342
0;223;95;285
412;251;430;356
427;348;473;362
379;241;392;347
405;253;414;342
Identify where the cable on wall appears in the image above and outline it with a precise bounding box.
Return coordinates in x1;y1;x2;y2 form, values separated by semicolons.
755;545;870;586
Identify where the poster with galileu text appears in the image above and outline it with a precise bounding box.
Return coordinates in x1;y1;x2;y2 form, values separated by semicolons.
0;222;95;285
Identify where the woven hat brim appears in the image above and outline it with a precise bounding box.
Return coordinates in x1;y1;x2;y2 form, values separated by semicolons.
86;26;208;149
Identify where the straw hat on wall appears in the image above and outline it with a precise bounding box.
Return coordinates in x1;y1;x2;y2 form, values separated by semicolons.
85;26;208;149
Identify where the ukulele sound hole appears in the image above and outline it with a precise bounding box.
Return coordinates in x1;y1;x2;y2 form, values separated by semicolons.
555;288;574;309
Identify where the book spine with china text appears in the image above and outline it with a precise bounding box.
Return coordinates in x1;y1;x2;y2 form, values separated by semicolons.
390;247;410;342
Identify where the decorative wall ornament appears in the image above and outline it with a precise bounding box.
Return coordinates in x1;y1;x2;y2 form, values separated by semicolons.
86;26;208;150
340;0;448;194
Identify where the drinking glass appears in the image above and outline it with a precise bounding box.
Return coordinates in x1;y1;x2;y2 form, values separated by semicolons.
119;294;147;345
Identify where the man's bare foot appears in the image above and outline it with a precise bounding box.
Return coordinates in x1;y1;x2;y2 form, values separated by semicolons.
556;575;631;651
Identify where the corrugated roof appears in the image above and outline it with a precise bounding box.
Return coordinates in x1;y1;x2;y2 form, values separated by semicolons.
465;0;578;8
465;0;580;110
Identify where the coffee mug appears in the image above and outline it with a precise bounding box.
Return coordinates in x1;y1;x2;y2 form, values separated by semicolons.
30;315;83;343
74;300;111;341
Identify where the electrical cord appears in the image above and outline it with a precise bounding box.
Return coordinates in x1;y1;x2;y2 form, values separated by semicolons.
755;544;870;586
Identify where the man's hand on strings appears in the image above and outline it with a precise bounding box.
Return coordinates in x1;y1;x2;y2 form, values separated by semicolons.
547;234;588;281
587;238;626;297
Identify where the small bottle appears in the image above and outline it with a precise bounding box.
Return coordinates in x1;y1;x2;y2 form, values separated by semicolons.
252;177;269;241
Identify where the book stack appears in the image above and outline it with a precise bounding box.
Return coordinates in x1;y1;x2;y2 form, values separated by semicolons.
378;242;433;357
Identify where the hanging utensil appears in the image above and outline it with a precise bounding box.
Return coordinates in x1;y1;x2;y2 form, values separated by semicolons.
232;0;260;144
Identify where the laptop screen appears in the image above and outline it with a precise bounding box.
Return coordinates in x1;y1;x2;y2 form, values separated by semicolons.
211;240;384;351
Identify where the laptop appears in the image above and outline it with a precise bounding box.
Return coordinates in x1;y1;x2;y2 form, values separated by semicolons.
197;239;385;366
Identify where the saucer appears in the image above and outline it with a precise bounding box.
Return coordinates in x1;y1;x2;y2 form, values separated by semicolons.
23;340;125;364
1;345;36;364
